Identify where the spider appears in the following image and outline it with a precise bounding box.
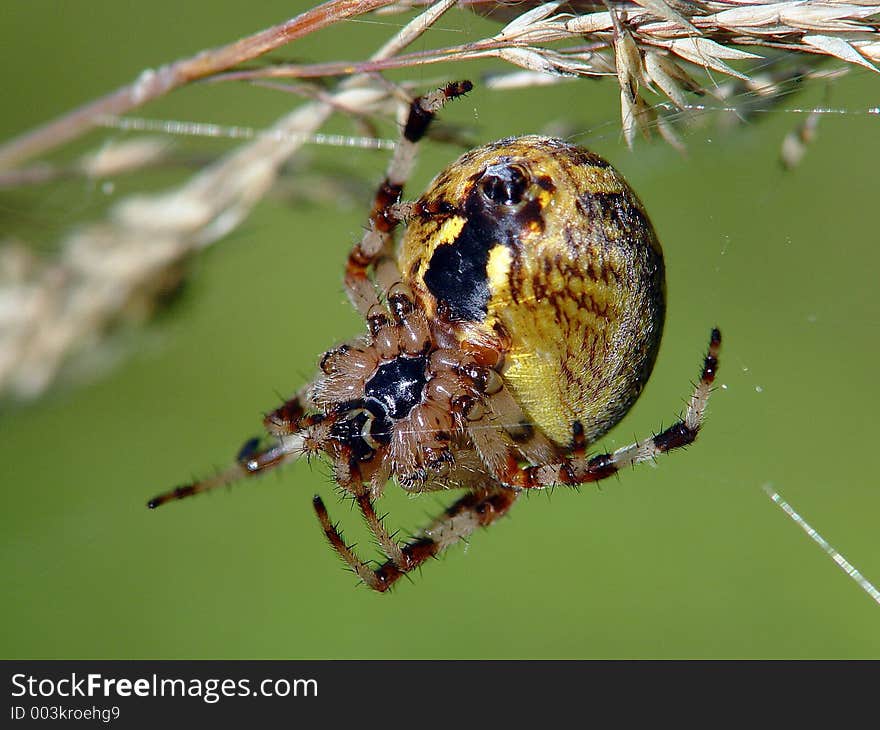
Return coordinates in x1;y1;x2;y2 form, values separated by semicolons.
147;81;722;592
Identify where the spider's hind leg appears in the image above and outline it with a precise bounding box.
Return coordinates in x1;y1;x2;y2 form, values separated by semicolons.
522;328;721;488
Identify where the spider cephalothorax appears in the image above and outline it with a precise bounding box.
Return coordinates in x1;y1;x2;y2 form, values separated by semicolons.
148;82;721;592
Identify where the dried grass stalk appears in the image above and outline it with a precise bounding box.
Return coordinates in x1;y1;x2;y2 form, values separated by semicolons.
1;0;878;399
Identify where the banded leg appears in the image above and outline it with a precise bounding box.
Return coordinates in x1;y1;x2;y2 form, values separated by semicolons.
263;385;322;436
356;493;407;568
344;80;472;315
480;328;722;489
146;434;306;508
148;380;330;509
313;486;517;593
483;380;559;466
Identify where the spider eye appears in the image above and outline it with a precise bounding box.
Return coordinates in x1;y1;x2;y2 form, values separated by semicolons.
479;163;530;206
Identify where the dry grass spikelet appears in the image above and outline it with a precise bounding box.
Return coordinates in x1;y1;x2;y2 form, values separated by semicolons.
1;0;878;398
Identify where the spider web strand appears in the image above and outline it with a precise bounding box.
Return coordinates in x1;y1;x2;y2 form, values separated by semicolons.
762;484;880;608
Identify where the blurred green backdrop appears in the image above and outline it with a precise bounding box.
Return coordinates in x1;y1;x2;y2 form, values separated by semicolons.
2;1;878;659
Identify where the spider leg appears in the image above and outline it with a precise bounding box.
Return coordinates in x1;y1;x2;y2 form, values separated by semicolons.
313;486;517;593
311;496;388;591
480;378;560;465
355;493;407;568
263;385;321;436
146;435;306;509
147;380;330;508
344;81;472;315
472;328;722;489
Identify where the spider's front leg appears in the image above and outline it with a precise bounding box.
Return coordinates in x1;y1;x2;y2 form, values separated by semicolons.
146;388;323;509
344;81;472;315
146;436;305;509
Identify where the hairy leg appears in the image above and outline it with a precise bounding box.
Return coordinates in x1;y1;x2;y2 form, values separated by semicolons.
312;486;517;593
344;81;472;315
471;329;722;489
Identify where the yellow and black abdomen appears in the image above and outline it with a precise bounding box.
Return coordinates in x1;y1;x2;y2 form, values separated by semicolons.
399;136;665;449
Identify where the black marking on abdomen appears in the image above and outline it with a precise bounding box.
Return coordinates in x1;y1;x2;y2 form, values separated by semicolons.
423;222;494;322
424;160;548;323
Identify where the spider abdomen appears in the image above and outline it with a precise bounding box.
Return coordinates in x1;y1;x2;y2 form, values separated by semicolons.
399;136;665;448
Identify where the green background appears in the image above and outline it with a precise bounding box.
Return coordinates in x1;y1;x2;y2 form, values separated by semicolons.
2;1;878;658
